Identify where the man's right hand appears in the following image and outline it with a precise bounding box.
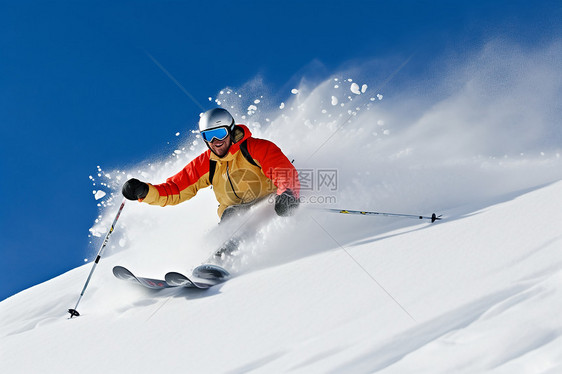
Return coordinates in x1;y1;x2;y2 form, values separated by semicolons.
122;178;149;201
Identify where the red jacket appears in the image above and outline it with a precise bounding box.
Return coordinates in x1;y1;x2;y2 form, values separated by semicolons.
142;125;300;217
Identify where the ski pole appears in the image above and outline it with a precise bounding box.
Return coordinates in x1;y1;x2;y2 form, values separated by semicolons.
313;208;441;223
68;199;126;318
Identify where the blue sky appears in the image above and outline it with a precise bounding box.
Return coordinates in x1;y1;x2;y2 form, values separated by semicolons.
1;0;560;301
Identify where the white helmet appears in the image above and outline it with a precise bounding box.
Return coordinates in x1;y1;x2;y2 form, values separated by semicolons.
199;108;235;133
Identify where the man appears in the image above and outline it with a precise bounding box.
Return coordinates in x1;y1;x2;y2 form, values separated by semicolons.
122;108;300;222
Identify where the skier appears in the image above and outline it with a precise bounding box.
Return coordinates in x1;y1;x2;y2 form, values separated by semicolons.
122;108;300;222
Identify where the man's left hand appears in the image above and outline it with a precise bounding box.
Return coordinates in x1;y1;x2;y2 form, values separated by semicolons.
275;189;299;217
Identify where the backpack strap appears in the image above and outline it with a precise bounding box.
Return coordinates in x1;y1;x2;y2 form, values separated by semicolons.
240;139;259;168
208;159;217;184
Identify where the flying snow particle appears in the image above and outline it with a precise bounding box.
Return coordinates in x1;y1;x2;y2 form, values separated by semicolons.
247;104;258;114
254;99;260;104
174;150;182;155
361;84;368;93
331;96;338;106
377;94;383;100
94;190;106;200
280;102;285;109
291;89;299;94
175;132;180;136
89;227;103;238
350;83;361;95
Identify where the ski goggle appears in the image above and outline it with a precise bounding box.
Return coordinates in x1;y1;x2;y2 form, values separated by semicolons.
201;127;230;142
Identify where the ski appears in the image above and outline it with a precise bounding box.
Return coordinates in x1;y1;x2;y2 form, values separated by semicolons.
113;264;230;290
164;272;212;289
112;266;173;290
193;264;230;283
165;264;231;289
193;264;231;283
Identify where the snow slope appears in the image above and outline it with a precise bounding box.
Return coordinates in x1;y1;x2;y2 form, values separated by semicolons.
1;42;562;373
1;181;561;373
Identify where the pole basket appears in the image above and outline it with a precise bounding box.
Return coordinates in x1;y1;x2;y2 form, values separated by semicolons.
68;308;80;318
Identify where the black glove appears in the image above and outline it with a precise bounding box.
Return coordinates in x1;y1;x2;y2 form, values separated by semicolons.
274;189;299;217
122;178;149;201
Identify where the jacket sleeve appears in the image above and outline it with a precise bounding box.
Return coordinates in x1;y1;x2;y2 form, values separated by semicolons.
246;138;301;197
141;151;212;206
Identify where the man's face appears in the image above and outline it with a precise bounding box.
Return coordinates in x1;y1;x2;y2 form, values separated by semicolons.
208;136;232;158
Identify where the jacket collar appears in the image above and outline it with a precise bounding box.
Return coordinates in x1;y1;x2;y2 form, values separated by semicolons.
209;124;252;162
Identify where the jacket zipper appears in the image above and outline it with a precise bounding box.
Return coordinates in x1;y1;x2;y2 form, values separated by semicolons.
226;162;241;200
